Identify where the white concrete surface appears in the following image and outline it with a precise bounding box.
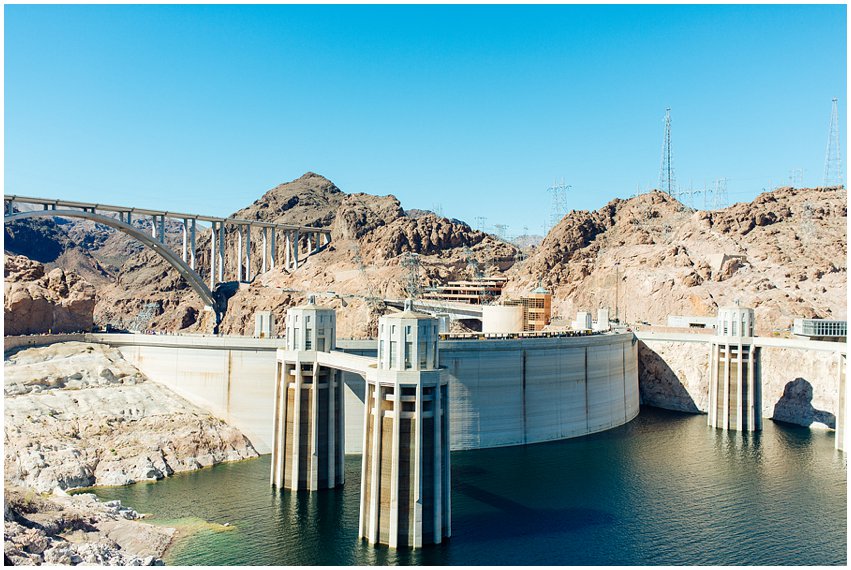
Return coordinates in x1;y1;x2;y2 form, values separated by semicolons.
86;332;640;455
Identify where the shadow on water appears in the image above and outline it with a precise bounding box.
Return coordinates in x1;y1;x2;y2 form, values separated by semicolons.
772;377;836;429
637;342;700;413
453;480;615;542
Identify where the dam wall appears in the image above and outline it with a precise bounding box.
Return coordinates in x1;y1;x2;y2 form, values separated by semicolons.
86;332;639;455
637;332;846;430
88;334;285;454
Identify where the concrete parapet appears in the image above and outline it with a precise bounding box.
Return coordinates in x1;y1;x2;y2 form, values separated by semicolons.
4;333;86;353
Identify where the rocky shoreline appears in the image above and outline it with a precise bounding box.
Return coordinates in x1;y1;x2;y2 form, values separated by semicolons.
4;341;261;565
5;485;173;565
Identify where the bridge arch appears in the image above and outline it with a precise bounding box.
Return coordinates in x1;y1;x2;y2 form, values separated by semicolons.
5;209;220;317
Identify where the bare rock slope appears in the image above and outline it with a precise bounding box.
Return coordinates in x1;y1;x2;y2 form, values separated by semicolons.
5;255;96;335
505;187;847;333
4;342;259;493
5;485;172;565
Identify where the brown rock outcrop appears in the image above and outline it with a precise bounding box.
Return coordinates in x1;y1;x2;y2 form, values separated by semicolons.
505;187;846;333
4;255;96;335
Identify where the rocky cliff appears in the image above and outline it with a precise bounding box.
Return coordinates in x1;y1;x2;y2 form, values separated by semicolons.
638;338;842;429
505;187;847;334
4;255;97;335
4;342;259;493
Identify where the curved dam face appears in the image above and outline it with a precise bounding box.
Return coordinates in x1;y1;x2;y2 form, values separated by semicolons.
445;333;639;450
88;332;639;454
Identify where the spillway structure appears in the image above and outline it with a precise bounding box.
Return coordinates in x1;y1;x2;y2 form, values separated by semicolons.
708;304;762;431
359;307;451;549
271;296;345;490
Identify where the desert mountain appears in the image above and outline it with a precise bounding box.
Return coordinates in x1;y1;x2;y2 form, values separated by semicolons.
5;176;845;338
504;187;847;333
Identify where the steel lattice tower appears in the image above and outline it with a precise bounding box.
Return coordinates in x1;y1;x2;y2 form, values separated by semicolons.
824;98;843;187
547;178;571;229
659;108;676;196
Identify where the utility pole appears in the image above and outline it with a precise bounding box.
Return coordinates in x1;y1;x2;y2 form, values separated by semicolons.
824;97;843;187
659;108;676;197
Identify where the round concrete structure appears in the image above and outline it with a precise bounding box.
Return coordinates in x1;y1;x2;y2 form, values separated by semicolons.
343;332;639;452
481;305;525;334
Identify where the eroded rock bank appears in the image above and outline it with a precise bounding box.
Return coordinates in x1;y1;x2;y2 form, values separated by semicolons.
5;342;259;492
5;485;173;565
4;341;261;565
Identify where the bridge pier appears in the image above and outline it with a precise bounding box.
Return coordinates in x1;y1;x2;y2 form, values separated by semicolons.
708;305;761;431
237;226;244;282
272;297;344;490
262;227;268;273
293;230;300;270
209;223;217;290
270;229;276;270
245;225;252;282
190;219;196;270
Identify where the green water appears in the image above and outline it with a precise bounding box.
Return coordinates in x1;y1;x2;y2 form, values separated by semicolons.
88;408;847;565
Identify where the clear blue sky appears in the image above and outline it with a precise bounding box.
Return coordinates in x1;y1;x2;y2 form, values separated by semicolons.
5;4;846;235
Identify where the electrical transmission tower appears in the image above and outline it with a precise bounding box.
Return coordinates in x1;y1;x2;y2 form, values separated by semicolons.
474;216;487;232
789;168;805;188
494;224;508;241
710;178;729;210
659;108;677;197
401;252;422;300
463;246;483;280
547;178;571;229
824;97;843;187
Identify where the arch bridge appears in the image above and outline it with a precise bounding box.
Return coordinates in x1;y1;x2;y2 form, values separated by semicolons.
4;195;332;329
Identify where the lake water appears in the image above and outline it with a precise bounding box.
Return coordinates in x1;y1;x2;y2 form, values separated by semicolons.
89;408;847;565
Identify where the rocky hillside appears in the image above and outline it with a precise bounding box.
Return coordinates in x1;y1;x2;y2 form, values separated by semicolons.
7;173;522;337
504;187;847;333
6;176;844;337
4;255;97;335
4;342;259;493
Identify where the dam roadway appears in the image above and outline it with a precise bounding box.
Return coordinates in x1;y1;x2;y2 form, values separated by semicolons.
81;331;640;454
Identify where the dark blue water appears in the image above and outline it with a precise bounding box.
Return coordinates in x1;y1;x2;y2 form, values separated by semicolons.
89;408;847;565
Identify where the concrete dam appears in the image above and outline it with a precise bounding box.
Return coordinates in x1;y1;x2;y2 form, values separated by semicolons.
89;327;640;456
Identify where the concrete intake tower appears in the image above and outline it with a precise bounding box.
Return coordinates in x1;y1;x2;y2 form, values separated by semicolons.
708;304;762;431
359;307;451;548
271;297;345;490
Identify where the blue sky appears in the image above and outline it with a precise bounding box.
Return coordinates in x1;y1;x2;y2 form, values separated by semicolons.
5;4;846;235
